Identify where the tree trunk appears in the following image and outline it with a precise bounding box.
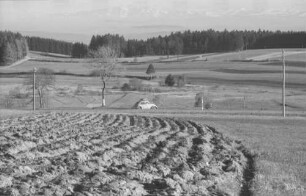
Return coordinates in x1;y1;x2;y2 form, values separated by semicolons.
102;80;106;107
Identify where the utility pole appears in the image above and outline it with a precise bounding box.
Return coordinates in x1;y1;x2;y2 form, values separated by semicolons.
33;67;36;111
282;50;286;117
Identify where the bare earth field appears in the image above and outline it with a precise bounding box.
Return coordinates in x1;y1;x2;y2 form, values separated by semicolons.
0;112;249;195
0;49;306;195
0;110;305;196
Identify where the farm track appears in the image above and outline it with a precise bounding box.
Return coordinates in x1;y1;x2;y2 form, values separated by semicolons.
0;112;248;196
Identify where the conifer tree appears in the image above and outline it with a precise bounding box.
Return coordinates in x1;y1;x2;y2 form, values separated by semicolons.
146;64;156;80
0;31;28;66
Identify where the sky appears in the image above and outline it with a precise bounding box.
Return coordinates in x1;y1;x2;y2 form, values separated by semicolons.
1;0;306;42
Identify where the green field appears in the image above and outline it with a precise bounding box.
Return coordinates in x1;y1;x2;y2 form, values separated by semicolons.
1;49;306;111
1;49;306;195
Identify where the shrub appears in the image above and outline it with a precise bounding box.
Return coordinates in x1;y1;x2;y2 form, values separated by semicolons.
74;84;84;95
9;87;22;99
144;85;156;92
112;80;124;89
3;95;14;108
2;87;31;108
165;74;175;86
23;68;55;108
16;97;28;108
121;83;132;91
129;78;143;91
194;92;213;109
124;78;161;92
154;88;162;93
2;87;26;108
205;102;213;109
194;92;204;107
159;80;165;87
89;69;100;77
177;75;186;87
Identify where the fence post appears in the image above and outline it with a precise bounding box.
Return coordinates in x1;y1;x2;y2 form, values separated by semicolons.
201;96;204;111
33;67;36;111
282;49;286;118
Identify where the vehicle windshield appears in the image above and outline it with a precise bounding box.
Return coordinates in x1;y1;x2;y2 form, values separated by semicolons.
140;101;150;104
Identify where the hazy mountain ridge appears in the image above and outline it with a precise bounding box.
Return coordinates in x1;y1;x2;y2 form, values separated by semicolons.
20;31;175;43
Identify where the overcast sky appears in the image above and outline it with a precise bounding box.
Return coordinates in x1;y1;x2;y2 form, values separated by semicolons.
1;0;306;40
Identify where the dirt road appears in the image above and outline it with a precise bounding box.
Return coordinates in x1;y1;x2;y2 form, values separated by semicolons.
0;56;30;70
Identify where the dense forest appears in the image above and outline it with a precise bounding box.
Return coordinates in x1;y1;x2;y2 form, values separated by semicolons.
71;42;88;58
2;30;305;61
86;29;306;57
0;31;28;66
26;36;73;55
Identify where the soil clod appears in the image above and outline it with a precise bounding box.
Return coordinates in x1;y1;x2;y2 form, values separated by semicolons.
0;112;251;195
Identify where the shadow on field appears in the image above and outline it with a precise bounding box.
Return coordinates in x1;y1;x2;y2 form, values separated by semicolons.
108;93;128;107
239;148;256;196
272;100;305;110
213;68;306;75
261;61;306;68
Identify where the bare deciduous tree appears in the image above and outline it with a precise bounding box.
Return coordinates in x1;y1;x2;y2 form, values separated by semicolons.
90;46;122;107
24;68;55;108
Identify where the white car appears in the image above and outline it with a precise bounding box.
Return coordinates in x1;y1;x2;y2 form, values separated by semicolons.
135;100;158;110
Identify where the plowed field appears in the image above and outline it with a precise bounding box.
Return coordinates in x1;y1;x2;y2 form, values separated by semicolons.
0;112;248;196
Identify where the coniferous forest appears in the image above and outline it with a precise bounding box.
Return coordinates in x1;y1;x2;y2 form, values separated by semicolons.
71;42;88;58
1;29;306;63
26;36;73;56
0;31;28;66
87;29;306;57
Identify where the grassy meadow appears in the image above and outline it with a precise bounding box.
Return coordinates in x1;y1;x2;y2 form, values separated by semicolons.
1;49;305;111
1;49;306;195
131;110;306;196
187;114;306;196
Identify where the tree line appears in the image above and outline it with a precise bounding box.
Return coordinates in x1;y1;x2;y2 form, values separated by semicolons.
82;29;306;58
26;36;73;55
0;31;28;66
5;29;305;60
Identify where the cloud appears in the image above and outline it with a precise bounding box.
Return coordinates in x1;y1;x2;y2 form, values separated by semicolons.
299;12;306;17
205;11;222;18
133;25;183;29
1;0;306;36
249;9;306;17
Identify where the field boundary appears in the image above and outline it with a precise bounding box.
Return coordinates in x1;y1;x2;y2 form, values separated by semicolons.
0;56;30;70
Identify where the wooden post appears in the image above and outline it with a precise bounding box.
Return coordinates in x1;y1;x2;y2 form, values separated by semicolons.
243;95;246;111
282;49;286;117
201;96;204;111
33;67;36;111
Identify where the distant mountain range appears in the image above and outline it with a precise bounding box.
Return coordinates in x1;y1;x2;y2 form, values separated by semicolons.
20;30;174;44
20;31;91;44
